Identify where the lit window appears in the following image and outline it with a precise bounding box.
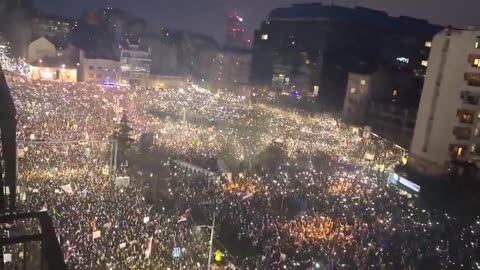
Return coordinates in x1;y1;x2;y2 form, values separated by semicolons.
261;34;268;40
360;80;366;85
421;60;428;67
350;88;357;94
471;144;476;153
393;90;398;96
457;147;464;157
476;41;480;49
425;41;432;48
474;59;480;67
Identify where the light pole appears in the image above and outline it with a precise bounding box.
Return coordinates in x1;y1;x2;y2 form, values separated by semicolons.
206;214;216;270
183;107;187;127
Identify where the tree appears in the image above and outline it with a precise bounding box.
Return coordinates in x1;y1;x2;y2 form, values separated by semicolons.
112;113;134;166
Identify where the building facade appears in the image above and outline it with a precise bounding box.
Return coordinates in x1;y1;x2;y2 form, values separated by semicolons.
79;50;119;83
342;73;373;126
251;3;441;110
31;13;75;43
368;103;416;148
410;28;480;174
119;42;151;84
210;48;251;88
27;37;57;63
29;64;77;82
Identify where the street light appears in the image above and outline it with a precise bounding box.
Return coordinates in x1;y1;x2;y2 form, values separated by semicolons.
198;208;217;270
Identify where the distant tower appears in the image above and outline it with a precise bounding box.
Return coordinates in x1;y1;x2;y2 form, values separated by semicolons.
226;12;245;48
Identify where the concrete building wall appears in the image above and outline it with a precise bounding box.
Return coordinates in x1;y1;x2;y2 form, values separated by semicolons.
81;56;120;83
410;28;480;173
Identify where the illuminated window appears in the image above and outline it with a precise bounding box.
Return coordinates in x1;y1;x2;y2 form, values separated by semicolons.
474;59;480;67
476;41;480;49
360;80;366;85
425;41;432;48
457;109;474;123
261;34;268;40
393;90;398;96
421;60;428;67
350;88;357;94
450;144;467;157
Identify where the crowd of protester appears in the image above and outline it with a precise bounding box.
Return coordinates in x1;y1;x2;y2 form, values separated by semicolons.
3;74;480;269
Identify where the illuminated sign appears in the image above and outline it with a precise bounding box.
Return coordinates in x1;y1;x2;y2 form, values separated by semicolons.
396;57;410;64
40;71;53;79
103;80;117;88
388;173;420;193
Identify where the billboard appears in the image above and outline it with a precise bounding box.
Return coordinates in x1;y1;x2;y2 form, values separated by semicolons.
388;172;420;193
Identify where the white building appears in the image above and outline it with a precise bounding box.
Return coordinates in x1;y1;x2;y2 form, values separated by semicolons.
79;50;120;83
210;49;251;87
119;42;151;85
27;37;57;63
410;28;480;174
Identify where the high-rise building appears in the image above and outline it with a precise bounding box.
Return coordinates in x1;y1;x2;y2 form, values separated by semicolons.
410;28;480;174
119;40;151;85
31;13;75;43
252;3;441;110
209;48;251;89
226;13;246;48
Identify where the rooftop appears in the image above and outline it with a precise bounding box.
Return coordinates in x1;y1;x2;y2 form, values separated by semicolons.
267;4;442;35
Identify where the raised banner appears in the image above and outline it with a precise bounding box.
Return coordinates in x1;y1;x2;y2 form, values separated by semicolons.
93;230;101;240
115;176;130;187
60;184;73;194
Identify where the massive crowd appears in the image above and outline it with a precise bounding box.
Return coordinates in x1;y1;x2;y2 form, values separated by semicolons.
2;74;480;269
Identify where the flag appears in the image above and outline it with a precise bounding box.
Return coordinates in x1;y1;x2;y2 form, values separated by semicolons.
3;254;12;263
280;252;286;262
103;222;112;229
145;237;153;258
177;208;191;223
91;220;97;232
60;184;73;194
241;191;253;200
40;202;48;212
143;216;150;224
92;230;101;240
119;242;127;249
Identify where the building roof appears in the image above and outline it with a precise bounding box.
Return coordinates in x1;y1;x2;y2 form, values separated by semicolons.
268;4;442;36
35;36;69;50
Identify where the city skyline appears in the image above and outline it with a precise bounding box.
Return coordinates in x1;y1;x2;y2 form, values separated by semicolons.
36;0;480;42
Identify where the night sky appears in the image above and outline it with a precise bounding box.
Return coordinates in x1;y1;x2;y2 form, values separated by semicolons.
36;0;480;42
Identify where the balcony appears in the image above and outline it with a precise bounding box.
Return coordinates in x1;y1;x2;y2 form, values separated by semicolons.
464;72;480;87
453;126;472;140
460;91;480;105
457;109;474;124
